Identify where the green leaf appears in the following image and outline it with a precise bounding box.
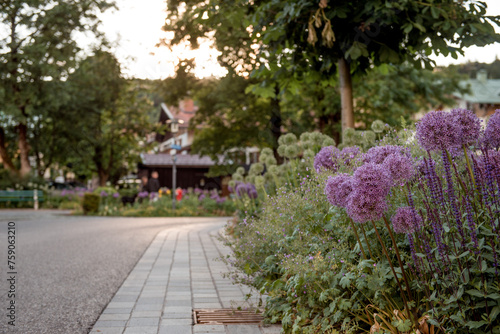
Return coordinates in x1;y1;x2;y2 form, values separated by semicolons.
466;289;484;298
490;306;500;322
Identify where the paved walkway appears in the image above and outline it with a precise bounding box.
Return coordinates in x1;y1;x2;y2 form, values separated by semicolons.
90;219;280;334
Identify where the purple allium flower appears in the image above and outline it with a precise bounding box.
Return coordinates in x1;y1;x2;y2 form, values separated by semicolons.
383;153;415;185
339;146;361;166
352;163;392;199
450;108;482;147
484;110;500;149
314;146;340;173
416;110;460;151
391;207;423;234
113;192;120;198
199;194;206;201
100;191;108;197
363;145;407;165
324;174;354;208
216;197;226;204
346;190;388;223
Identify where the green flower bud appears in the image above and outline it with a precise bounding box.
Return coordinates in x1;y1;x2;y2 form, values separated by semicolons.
249;162;264;175
267;165;279;176
309;132;324;146
322;137;336;147
362;130;376;145
371;120;385;133
254;175;265;188
281;133;298;146
343;128;356;144
284;144;300;159
300;132;311;142
277;145;287;157
236;166;245;175
232;173;244;182
259;148;273;162
265;155;277;166
303;149;315;159
245;175;255;184
228;180;236;188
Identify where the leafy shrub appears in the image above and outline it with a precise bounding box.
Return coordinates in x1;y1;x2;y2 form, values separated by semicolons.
225;114;500;333
58;201;81;211
82;193;100;214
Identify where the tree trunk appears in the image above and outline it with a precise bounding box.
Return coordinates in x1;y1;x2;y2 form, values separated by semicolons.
338;57;354;133
18;123;31;177
0;127;18;175
270;85;283;163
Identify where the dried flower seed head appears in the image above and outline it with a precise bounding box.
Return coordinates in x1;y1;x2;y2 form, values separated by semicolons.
284;144;300;159
362;130;376;145
277;145;287;157
279;133;298;146
371;120;385;133
249;162;264;175
265;155;277;166
236;167;246;175
484;110;500;149
300;132;311;142
303;149;315;159
343;128;357;144
322;137;336;147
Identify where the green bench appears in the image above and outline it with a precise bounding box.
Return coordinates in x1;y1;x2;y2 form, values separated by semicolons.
0;190;44;209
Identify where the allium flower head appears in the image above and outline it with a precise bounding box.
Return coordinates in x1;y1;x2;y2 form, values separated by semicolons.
416;110;460;151
249;162;264;175
300;132;311;142
265;155;277;166
309;132;324;146
371;120;385;133
322;137;336;147
284;144;300;159
352;163;392;199
235;167;246;175
277;145;287;157
100;190;108;197
339;146;361;166
346;190;388;223
343;128;357;144
383;153;415;185
391;207;423;234
324;173;353;208
484;110;500;149
113;192;120;198
363;145;407;165
450;108;481;147
362;130;376;145
303;149;315;159
314;146;340;173
279;133;297;146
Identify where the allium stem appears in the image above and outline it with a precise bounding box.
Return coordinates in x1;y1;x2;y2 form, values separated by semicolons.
359;223;375;259
370;220;416;327
349;218;367;260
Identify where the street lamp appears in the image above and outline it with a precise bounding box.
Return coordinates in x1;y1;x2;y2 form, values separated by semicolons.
167;118;184;210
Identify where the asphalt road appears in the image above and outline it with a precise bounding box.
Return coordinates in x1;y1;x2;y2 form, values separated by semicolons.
0;210;229;334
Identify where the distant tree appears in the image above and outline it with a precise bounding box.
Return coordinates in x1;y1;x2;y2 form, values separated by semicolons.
0;0;114;177
65;51;152;186
448;58;500;79
250;0;500;131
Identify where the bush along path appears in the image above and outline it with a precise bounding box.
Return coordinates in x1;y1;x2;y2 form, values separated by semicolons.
223;110;500;333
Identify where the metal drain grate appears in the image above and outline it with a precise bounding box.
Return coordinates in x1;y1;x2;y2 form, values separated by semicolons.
193;308;264;325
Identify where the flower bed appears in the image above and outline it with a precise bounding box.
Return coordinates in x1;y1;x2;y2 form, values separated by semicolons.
223;111;500;333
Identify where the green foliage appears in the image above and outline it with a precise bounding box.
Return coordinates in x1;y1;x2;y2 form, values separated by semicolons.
82;193;100;214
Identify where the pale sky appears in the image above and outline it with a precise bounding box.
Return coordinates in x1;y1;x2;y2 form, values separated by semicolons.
98;0;500;80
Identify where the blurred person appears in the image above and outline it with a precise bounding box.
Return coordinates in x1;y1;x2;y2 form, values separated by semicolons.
148;171;160;193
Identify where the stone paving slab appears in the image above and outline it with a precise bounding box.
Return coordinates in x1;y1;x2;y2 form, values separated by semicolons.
90;219;281;334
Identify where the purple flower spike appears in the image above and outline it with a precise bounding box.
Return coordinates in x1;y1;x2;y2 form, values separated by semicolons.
113;192;120;198
450;108;482;147
484;110;500;149
416;110;460;151
324;174;354;208
314;146;340;173
383;153;415;185
391;207;423;234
